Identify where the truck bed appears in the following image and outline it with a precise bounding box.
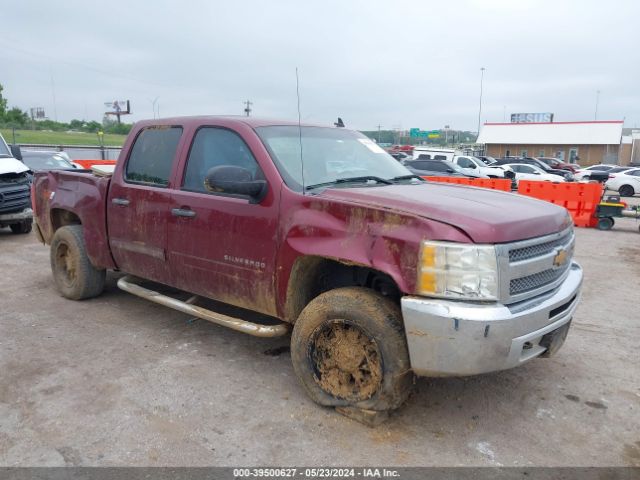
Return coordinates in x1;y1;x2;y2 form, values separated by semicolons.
33;169;116;270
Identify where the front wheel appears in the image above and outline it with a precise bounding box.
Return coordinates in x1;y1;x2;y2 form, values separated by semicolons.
10;219;32;234
597;217;614;231
50;225;106;300
290;287;414;413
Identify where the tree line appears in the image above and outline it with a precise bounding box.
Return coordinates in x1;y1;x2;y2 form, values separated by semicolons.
0;83;133;135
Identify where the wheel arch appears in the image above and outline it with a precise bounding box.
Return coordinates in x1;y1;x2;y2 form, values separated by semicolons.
283;255;402;324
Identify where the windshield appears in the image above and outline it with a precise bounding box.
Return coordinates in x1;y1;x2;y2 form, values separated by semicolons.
21;153;75;170
255;126;412;190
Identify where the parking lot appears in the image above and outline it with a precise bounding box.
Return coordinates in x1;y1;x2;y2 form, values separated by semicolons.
0;197;639;467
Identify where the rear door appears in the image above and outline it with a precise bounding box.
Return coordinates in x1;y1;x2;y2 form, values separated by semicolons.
107;125;184;284
167;126;280;316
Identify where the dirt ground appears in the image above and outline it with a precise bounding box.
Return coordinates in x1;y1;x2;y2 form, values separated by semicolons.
1;197;639;467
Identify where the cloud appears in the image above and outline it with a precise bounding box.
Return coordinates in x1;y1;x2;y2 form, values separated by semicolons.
1;0;638;130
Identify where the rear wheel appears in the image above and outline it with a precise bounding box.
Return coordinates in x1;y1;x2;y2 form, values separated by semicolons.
50;225;106;300
597;217;614;231
619;185;635;197
10;220;32;234
291;287;413;413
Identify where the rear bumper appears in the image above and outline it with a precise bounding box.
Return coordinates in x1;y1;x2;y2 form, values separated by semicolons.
401;262;583;377
0;208;33;224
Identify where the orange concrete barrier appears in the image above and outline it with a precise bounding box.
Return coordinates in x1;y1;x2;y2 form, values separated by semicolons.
422;176;512;192
517;181;602;228
74;159;117;169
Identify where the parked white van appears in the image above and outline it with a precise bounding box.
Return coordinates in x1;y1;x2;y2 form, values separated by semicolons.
412;147;459;162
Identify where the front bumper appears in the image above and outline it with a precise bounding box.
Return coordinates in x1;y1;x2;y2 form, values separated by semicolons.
0;208;33;223
401;261;583;377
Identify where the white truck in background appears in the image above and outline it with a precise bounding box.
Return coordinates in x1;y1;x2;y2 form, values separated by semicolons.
413;147;513;179
0;134;33;234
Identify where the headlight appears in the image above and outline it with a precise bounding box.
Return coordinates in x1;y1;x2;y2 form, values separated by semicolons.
417;241;499;300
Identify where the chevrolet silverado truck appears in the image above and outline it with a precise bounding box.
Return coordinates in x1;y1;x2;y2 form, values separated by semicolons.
0;134;32;234
32;116;582;421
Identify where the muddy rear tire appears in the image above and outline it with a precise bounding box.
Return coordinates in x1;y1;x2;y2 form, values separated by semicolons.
290;287;414;412
50;225;106;300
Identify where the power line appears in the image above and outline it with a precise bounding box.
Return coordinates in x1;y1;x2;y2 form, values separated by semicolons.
0;39;168;89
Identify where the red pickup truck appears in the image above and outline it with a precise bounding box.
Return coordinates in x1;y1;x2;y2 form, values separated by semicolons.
32;116;582;421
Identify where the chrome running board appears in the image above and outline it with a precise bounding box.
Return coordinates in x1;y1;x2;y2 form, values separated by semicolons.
117;275;289;338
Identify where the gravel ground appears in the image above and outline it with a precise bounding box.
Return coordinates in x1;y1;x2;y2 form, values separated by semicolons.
0;196;639;467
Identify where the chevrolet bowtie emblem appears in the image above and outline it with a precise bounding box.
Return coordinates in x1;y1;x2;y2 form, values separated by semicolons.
553;249;568;267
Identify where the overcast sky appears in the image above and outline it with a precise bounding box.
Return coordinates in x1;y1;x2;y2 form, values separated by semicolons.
2;0;639;131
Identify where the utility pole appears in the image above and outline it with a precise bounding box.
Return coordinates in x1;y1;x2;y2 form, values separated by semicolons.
50;68;58;122
594;90;600;120
377;124;382;143
477;67;485;135
244;100;253;117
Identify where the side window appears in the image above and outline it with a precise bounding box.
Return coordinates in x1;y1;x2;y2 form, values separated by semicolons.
510;165;521;173
183;127;262;193
434;155;447;160
457;157;472;168
520;165;534;173
125;127;183;186
417;154;431;160
629;169;640;177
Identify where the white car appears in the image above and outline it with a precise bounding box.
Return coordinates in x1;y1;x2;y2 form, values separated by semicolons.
503;163;566;183
605;168;640;196
452;155;512;179
573;164;617;181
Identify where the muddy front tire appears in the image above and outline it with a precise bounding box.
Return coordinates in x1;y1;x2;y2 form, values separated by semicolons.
50;225;106;300
290;287;414;412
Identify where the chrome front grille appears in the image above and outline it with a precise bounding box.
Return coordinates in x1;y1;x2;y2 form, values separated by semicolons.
508;230;573;263
510;264;571;295
496;226;575;304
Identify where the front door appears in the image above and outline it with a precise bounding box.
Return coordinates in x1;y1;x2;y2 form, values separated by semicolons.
167;126;280;316
107;126;184;285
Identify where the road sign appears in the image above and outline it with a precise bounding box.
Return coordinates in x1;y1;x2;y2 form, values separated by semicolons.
410;128;441;138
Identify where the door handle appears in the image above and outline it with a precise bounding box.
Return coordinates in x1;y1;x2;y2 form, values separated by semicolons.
112;198;130;206
171;208;196;218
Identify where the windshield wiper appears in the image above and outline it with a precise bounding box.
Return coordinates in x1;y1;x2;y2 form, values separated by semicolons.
390;174;424;182
305;176;392;190
336;176;392;185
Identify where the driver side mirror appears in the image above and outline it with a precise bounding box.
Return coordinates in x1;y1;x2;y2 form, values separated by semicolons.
10;144;22;161
446;168;455;173
205;165;267;203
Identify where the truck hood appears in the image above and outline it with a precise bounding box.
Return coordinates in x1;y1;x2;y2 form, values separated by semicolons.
319;182;570;244
0;157;30;175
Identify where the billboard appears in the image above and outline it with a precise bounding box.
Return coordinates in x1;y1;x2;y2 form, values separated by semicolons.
104;100;130;114
510;112;554;123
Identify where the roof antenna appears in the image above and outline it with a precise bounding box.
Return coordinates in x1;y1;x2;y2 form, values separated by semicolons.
296;67;306;194
334;117;345;128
